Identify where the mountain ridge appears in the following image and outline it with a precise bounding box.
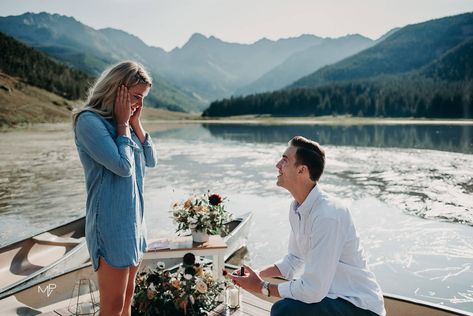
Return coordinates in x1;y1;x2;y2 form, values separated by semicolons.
290;12;473;89
0;12;383;105
0;12;205;112
202;12;473;118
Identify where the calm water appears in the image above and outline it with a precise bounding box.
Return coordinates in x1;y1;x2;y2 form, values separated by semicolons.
0;122;472;311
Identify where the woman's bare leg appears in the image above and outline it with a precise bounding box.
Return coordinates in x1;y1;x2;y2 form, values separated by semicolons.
122;265;140;316
121;263;140;316
97;257;130;316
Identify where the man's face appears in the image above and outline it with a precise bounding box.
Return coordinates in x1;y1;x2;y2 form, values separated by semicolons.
276;146;300;191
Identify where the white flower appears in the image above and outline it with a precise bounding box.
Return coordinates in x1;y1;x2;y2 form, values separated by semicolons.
189;294;195;304
157;261;166;269
196;280;208;293
184;274;193;280
148;283;156;291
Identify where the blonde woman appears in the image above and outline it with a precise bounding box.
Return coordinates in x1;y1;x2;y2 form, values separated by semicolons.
73;61;157;316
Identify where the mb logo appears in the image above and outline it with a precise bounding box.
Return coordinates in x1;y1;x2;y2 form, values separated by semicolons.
38;283;56;297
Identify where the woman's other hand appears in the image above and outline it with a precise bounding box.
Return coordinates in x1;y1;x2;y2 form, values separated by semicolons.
115;85;131;127
130;104;142;129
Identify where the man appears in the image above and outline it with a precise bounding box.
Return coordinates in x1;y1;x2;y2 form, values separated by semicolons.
230;136;386;316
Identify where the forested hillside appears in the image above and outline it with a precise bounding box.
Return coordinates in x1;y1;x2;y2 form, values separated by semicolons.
203;13;473;118
0;32;92;100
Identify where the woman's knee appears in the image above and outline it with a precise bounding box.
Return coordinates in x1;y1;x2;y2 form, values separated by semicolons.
100;295;125;315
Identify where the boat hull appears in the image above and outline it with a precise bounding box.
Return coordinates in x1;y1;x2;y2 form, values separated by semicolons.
0;217;87;298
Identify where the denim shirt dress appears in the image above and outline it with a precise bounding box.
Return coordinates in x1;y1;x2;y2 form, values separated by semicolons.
74;111;157;270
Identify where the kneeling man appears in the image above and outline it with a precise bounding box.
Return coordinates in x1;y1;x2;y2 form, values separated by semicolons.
230;136;386;316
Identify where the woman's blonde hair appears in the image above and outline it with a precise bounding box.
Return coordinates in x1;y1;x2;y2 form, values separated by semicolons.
72;60;152;126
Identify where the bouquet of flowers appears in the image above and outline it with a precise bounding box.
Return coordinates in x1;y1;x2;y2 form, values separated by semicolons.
172;193;231;235
132;253;225;316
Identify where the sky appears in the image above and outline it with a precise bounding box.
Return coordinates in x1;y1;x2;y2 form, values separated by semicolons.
2;0;473;51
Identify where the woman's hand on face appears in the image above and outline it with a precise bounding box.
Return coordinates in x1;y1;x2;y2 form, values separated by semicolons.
114;85;131;126
130;104;142;128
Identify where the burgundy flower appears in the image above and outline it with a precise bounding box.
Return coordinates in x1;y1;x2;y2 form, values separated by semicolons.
184;266;196;276
183;252;196;266
208;194;222;206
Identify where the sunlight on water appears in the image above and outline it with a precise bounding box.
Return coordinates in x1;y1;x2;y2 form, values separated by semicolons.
0;122;472;311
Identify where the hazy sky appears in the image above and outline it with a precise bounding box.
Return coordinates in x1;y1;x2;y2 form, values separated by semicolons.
2;0;473;51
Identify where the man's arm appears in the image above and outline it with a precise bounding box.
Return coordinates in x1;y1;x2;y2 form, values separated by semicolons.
258;264;283;279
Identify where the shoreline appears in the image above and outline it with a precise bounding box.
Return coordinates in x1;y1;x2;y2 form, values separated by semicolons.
2;115;473;132
153;115;473;126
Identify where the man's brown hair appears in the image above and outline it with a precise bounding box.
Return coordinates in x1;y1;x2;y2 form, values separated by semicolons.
289;136;325;182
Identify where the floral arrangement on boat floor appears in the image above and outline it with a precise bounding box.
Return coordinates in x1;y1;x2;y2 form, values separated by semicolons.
172;192;231;243
132;253;226;316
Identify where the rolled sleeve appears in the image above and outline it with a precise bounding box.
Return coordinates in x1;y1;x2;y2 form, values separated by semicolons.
278;280;293;299
75;112;139;177
141;133;157;168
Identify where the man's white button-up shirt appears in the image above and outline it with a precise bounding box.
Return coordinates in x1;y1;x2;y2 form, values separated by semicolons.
275;185;386;316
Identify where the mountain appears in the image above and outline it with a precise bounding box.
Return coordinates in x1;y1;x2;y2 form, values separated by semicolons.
0;32;85;126
290;12;473;89
160;33;324;100
0;12;388;108
0;31;91;100
0;12;204;112
0;13;337;103
236;34;374;95
0;12;332;107
203;12;473;118
374;27;400;44
420;37;473;81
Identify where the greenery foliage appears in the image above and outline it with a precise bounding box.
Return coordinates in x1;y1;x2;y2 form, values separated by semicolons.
172;193;231;235
0;31;92;100
203;76;473;118
132;254;225;316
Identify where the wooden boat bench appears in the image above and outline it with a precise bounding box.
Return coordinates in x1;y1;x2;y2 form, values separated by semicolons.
32;232;84;245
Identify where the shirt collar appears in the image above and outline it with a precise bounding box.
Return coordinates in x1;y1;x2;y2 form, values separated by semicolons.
291;185;322;217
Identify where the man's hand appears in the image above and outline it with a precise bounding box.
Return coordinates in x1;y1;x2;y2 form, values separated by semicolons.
228;265;263;294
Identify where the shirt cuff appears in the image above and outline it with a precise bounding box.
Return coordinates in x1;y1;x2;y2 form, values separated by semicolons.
141;133;154;147
278;281;293;299
116;135;140;150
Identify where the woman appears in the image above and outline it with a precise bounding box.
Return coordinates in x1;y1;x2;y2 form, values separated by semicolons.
73;61;157;316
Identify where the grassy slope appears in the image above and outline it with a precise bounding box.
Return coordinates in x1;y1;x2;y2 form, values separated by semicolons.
0;72;75;127
0;72;199;128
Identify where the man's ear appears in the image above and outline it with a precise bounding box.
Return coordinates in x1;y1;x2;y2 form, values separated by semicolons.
298;165;306;174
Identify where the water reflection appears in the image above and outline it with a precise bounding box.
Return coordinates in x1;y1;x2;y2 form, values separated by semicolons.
202;124;473;154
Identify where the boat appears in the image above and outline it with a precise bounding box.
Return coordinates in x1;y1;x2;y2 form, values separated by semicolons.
0;211;252;300
0;217;89;299
384;293;473;316
221;212;252;262
245;275;473;316
1;265;473;316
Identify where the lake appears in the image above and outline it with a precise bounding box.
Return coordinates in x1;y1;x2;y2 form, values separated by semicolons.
0;121;472;312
